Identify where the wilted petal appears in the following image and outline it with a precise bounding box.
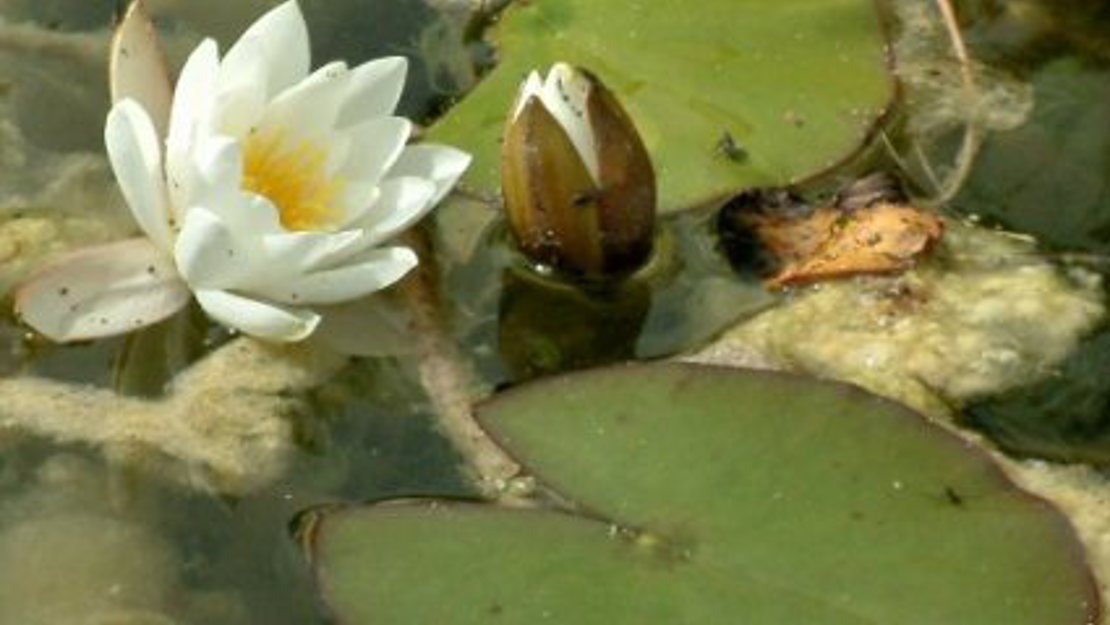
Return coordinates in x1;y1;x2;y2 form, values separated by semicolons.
110;0;172;138
314;291;416;357
15;238;190;342
257;247;417;305
105;99;174;251
195;289;320;342
221;0;309;100
337;56;407;128
388;144;471;205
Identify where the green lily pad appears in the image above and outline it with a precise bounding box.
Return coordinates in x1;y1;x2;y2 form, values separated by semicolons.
428;0;894;212
306;364;1097;624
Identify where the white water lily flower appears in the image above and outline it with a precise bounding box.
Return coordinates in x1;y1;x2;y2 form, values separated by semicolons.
16;0;469;343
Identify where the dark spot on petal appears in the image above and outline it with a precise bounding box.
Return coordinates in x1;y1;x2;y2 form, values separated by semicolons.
58;287;69;296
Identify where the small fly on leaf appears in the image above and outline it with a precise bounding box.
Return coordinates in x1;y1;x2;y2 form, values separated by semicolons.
715;131;747;163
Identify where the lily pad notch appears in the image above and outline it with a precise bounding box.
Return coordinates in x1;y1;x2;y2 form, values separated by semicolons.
306;364;1100;625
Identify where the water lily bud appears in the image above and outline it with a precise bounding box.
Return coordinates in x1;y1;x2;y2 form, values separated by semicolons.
501;63;656;279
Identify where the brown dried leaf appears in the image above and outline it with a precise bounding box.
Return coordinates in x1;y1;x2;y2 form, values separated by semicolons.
758;202;944;288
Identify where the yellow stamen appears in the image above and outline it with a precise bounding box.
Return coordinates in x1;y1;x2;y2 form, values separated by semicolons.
241;127;345;231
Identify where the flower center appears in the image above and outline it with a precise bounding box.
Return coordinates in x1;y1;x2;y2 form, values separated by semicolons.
241;127;345;231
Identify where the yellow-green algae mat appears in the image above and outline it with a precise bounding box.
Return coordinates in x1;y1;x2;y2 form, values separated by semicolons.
429;0;894;212
304;364;1099;624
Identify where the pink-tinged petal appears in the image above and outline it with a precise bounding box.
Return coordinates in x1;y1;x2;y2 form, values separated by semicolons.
313;292;416;356
166;38;218;210
105;99;174;251
174;208;250;289
387;144;471;205
335;116;411;186
259;61;350;141
336;56;407;129
194;289;320;342
14;238;190;342
221;0;309;101
110;0;172;139
257;246;417;305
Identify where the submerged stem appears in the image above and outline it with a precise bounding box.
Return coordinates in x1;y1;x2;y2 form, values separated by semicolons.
401;226;529;504
931;0;983;205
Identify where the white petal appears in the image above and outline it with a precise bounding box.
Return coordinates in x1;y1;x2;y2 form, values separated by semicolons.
313;292;416;357
335;116;411;186
166;38;219;210
387;144;471;205
259;61;350;140
110;0;172;139
221;0;310;101
15;239;190;342
258;229;364;273
257;247;417;305
195;289;320;342
539;63;599;182
358;176;436;245
105;99;174;251
335;181;380;227
211;77;267;139
511;71;543;119
337;56;407;128
320;179;429;263
174;208;249;289
191;135;243;202
188;137;283;236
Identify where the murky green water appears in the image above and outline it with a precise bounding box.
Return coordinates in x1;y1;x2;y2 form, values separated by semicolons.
0;0;1109;623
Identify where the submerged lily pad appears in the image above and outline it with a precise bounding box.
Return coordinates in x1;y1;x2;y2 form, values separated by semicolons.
964;329;1110;466
429;0;894;212
952;58;1110;252
307;364;1097;624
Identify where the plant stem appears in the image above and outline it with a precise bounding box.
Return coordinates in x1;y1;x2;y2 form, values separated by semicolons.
401;226;527;503
932;0;982;204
